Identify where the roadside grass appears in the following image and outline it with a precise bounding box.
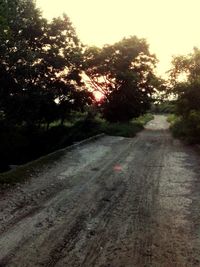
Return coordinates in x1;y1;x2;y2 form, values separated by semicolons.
100;121;143;137
101;113;154;137
167;114;178;125
0;113;154;186
134;113;154;125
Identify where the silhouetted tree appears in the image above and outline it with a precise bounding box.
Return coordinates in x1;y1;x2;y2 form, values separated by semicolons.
84;36;157;122
0;0;92;127
169;47;200;112
168;48;200;143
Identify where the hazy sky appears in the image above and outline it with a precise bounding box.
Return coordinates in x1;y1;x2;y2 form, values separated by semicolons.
36;0;200;76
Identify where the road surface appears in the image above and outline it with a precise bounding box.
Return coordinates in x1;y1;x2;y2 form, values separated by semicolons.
0;115;200;266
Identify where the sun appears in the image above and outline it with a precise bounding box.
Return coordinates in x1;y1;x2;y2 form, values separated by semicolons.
93;91;104;102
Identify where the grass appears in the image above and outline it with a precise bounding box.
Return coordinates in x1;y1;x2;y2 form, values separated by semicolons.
134;113;154;125
100;113;154;137
100;121;143;137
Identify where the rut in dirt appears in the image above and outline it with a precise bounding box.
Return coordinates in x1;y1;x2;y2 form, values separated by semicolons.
0;115;200;267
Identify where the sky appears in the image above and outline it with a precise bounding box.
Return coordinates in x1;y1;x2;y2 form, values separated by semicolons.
36;0;200;77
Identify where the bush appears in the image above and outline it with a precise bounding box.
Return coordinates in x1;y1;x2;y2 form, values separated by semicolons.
100;113;153;137
134;113;154;125
101;121;143;137
167;114;177;124
170;111;200;144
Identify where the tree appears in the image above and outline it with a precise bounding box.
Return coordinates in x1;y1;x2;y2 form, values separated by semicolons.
0;0;92;127
170;47;200;86
169;48;200;102
168;48;200;143
171;50;200;115
84;36;157;122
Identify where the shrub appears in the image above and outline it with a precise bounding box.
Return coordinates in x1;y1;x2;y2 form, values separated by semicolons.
170;111;200;144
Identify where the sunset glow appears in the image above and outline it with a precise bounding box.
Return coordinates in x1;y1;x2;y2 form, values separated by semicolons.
93;91;104;102
36;0;200;77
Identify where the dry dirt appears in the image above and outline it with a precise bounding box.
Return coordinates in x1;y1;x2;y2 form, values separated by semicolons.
0;115;200;267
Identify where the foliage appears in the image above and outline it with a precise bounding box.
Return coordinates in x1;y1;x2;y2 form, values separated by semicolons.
169;48;200;143
84;37;158;122
100;121;142;137
0;0;96;172
134;113;154;125
167;114;177;124
170;112;200;144
96;113;152;137
171;81;200;144
0;0;93;128
101;113;153;137
170;47;200;86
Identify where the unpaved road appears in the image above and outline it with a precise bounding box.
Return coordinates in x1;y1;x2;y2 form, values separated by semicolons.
1;115;200;267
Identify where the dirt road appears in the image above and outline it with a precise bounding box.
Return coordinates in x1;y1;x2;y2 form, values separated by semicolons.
0;115;200;267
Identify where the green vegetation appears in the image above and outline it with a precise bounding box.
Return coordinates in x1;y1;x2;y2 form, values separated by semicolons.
101;114;154;137
169;112;200;144
135;113;154;125
84;39;158;122
167;114;177;124
168;48;200;144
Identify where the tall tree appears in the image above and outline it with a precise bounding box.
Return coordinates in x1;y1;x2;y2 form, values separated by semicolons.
168;47;200;143
0;0;92;126
84;36;157;122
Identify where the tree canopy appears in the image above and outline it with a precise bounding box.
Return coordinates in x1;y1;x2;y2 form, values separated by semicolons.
84;36;158;122
0;0;93;127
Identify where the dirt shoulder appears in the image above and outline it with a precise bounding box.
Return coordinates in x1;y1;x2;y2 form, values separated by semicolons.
0;115;200;266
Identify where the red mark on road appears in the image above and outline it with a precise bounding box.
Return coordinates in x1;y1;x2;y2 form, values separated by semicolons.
113;164;123;172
